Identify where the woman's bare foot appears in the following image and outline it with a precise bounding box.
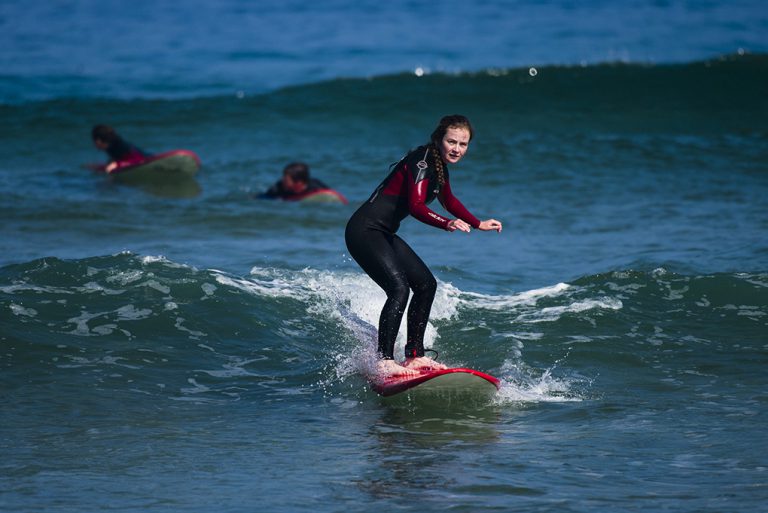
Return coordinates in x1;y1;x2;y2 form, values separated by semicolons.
402;356;448;371
375;359;421;378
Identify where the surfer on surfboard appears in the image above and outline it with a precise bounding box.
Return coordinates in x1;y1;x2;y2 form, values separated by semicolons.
345;115;502;378
88;124;150;173
258;161;346;203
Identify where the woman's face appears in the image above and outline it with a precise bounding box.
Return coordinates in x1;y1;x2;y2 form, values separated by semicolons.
439;126;471;164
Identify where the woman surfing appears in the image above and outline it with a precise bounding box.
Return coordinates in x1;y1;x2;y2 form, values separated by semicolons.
345;115;502;378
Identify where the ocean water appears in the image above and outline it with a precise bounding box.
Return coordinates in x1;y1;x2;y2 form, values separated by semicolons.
2;1;768;512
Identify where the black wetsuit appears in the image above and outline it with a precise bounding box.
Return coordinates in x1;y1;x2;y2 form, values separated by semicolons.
345;144;481;360
106;138;149;163
260;178;329;200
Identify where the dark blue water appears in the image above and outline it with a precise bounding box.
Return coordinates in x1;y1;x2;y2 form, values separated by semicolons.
1;0;766;101
1;1;767;512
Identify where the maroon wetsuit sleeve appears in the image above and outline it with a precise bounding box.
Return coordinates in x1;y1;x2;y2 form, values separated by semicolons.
406;169;452;230
439;177;481;228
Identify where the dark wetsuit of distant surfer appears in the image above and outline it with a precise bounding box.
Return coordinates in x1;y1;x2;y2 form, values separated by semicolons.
91;124;149;171
261;177;330;200
103;138;148;164
346;116;501;376
259;161;334;201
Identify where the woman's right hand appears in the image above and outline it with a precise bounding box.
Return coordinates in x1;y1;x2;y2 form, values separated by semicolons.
478;219;503;232
447;219;472;232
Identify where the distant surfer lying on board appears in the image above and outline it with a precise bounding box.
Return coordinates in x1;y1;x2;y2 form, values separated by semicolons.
345;115;502;378
258;161;348;203
88;124;150;172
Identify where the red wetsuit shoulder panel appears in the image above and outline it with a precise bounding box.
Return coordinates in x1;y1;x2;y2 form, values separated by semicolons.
378;165;407;197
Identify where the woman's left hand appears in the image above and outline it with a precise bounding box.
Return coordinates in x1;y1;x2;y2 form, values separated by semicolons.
478;219;503;232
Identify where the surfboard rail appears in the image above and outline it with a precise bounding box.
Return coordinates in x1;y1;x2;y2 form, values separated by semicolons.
287;188;349;204
369;367;500;397
107;149;201;176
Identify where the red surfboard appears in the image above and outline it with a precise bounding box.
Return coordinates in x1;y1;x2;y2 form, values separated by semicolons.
369;367;500;397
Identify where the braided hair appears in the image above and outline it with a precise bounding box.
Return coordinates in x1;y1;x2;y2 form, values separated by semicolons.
428;115;474;186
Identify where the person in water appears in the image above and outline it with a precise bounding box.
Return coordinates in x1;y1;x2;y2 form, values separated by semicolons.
259;162;332;200
90;124;150;172
345;114;503;377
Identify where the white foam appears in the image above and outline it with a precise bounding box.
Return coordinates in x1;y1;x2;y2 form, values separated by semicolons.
196;357;270;378
201;282;217;297
115;304;152;321
65;304;152;337
57;354;139;370
0;284;73;295
180;377;211;395
515;297;623;324
79;281;126;295
214;269;305;300
9;303;38;317
738;273;768;288
493;359;586;404
211;267;602;402
174;316;206;339
212;267;466;382
462;282;571;310
142;280;171;295
217;267;459;355
106;270;144;286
